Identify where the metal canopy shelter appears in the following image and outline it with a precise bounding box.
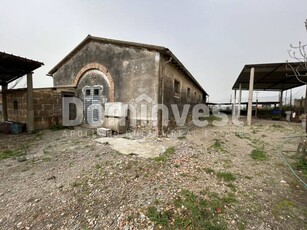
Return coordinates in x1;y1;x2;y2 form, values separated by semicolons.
0;52;43;132
232;62;307;126
0;52;43;84
232;62;307;91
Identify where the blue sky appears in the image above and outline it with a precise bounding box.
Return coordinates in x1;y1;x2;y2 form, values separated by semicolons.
1;0;307;102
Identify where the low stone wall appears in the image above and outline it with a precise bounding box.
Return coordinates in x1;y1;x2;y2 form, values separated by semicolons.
5;87;75;130
6;89;27;124
33;89;63;129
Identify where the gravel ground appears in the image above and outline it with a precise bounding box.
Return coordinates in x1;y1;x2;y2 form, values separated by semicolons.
0;119;306;229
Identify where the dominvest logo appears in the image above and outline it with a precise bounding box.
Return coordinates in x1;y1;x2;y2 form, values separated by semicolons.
62;93;243;127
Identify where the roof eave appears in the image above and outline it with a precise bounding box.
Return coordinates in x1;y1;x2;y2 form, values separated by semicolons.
162;50;208;96
48;35;208;96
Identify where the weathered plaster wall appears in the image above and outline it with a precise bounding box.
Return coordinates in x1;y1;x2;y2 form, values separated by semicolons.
161;56;204;128
163;59;203;104
53;42;160;105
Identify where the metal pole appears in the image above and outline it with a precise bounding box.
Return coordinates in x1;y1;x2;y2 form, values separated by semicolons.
233;90;237;117
238;83;242;118
255;99;258;118
247;67;255;126
279;91;283;110
304;85;307;114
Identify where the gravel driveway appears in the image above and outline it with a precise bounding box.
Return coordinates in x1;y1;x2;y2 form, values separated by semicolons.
0;119;306;229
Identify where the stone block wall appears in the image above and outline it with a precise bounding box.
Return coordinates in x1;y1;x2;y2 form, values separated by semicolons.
6;89;27;124
5;87;75;130
33;89;63;129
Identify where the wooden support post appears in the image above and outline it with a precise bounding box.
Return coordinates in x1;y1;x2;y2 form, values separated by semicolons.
27;72;34;133
247;67;255;126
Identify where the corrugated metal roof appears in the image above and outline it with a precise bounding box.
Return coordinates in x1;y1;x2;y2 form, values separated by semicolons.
232;62;307;91
0;52;43;85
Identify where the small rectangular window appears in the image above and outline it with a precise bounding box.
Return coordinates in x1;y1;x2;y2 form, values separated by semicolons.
94;89;99;96
174;79;181;95
187;87;191;99
85;89;91;96
199;95;201;102
13;100;18;110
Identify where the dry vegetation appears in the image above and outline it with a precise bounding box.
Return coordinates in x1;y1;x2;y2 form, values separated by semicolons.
0;119;306;229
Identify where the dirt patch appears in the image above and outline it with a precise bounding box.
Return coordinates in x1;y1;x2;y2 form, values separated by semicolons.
0;120;306;229
95;137;168;158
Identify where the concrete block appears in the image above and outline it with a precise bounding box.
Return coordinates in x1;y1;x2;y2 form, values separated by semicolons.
97;127;112;137
105;102;128;118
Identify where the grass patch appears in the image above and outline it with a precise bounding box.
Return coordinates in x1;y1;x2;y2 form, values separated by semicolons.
208;139;226;153
245;175;253;180
42;155;52;162
146;189;234;229
217;172;236;182
177;135;186;140
95;163;102;170
200;115;222;125
34;132;42;139
147;206;172;227
124;161;134;170
0;149;25;160
204;167;215;174
226;183;237;192
235;132;244;139
294;156;307;178
154;147;175;162
272;199;296;218
251;149;267;161
71;181;83;188
212;139;222;148
17;155;27;162
270;124;284;130
222;159;233;168
49;124;65;131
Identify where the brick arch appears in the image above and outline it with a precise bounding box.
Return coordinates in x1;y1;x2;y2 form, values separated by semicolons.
74;63;115;102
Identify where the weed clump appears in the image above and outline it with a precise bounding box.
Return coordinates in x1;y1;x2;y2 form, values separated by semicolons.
154;147;175;162
146;189;235;229
0;149;25;160
251;149;267;161
294;156;307;178
217;172;236;182
208;139;226;153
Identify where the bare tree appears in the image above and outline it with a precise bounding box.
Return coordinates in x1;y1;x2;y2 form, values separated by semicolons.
286;19;307;84
287;20;307;133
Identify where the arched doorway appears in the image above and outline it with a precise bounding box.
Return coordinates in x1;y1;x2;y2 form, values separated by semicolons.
75;69;111;124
